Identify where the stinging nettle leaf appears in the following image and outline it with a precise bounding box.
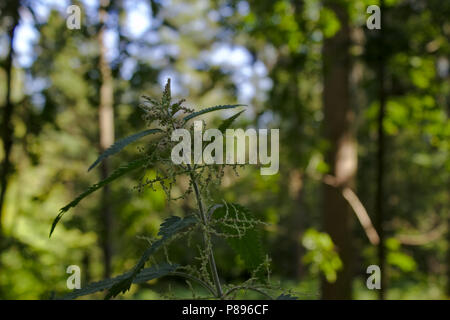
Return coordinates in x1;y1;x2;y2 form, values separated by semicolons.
218;110;245;133
88;128;161;171
158;215;198;239
183;104;246;122
210;203;265;279
60;263;178;300
50;157;148;237
105;215;198;299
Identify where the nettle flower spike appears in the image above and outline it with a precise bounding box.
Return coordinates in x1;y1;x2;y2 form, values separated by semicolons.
162;78;171;108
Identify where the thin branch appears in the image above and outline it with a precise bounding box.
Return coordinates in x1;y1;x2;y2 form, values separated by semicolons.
395;224;446;246
323;174;380;245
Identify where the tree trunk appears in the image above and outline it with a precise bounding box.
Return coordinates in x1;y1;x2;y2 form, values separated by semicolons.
98;0;114;279
0;3;20;236
445;62;450;299
447;203;450;297
288;169;306;279
321;0;356;299
376;0;387;300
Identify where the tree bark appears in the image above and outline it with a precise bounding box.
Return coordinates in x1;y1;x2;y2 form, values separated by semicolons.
289;170;306;279
98;0;114;279
376;0;387;300
321;0;356;299
444;31;450;299
0;2;20;236
447;198;450;298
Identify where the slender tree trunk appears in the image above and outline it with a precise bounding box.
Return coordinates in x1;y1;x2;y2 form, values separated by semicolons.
447;209;450;297
0;3;20;236
98;0;114;279
288;170;306;279
321;0;356;299
82;252;91;284
445;73;450;298
376;0;387;300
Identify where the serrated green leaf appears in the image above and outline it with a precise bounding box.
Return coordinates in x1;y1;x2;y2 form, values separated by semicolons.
183;104;245;122
105;215;198;299
50;157;148;237
61;263;178;300
210;203;265;279
88;129;161;171
158;215;198;239
218;110;245;133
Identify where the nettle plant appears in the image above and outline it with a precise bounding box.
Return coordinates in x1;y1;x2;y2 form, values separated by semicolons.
50;80;296;300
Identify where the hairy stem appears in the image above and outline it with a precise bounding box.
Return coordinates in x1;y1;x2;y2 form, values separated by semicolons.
164;104;222;298
189;167;223;298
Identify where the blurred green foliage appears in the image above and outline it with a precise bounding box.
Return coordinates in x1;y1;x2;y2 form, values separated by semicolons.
302;228;343;283
0;0;448;299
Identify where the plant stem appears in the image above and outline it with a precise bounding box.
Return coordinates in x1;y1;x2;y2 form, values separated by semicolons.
189;168;223;298
168;271;216;297
165;106;222;298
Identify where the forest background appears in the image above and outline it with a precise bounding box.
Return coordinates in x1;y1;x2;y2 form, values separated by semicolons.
0;0;449;299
